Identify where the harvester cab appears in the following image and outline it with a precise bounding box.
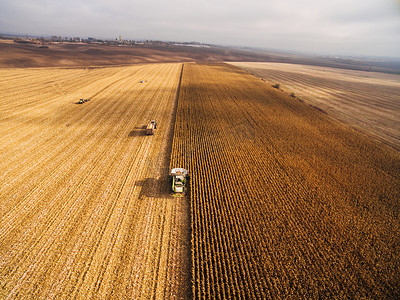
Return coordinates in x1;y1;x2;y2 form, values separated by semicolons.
171;168;189;196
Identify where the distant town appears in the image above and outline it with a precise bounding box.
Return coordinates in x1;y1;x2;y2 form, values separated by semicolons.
0;33;210;48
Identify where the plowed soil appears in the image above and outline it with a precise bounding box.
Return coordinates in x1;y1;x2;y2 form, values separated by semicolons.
0;63;191;299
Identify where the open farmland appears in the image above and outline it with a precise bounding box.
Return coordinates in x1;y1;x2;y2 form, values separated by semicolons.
171;63;400;298
230;62;400;150
0;64;191;298
1;58;400;299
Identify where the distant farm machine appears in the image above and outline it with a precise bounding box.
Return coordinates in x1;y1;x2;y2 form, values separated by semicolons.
78;98;90;104
170;168;189;196
146;120;157;135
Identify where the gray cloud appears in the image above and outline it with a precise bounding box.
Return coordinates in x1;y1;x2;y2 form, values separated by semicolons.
1;0;399;57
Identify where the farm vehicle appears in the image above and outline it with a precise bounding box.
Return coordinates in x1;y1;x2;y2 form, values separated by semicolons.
146;120;157;135
171;168;189;196
78;98;90;104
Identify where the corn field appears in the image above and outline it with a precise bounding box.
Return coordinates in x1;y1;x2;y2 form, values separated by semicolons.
1;61;399;299
170;63;400;298
230;62;400;149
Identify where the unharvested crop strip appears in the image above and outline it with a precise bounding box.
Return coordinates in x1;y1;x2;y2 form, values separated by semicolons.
170;63;400;298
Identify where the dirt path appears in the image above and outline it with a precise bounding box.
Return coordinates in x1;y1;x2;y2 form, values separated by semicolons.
0;63;191;299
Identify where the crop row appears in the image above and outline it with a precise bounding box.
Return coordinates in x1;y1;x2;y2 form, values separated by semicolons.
170;63;400;298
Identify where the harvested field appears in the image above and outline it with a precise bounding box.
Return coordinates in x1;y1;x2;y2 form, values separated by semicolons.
229;62;400;149
171;63;400;298
0;63;191;298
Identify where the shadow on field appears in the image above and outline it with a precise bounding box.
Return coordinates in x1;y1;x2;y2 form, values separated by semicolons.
136;177;172;199
129;125;147;137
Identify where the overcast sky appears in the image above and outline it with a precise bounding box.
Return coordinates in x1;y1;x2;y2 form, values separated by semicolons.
1;0;399;57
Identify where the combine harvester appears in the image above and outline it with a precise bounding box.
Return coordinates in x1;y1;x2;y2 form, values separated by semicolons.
146;120;157;135
170;168;189;197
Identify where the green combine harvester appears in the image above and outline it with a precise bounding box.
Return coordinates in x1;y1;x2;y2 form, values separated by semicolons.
171;168;189;197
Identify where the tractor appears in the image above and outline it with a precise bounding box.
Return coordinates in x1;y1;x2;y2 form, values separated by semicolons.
78;98;90;104
146;120;157;135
